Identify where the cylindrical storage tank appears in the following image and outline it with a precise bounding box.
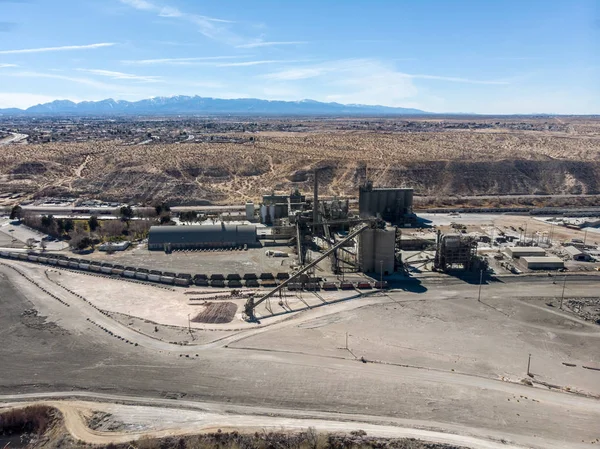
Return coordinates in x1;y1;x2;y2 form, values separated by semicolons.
174;277;190;286
9;252;19;259
58;259;69;267
148;271;162;282
0;250;10;257
68;260;79;269
18;253;28;261
269;205;275;222
111;265;124;275
245;202;255;220
78;262;90;270
135;269;149;280
260;204;267;223
227;279;243;288
89;263;102;272
48;258;58;266
100;264;113;274
245;279;260;288
28;255;39;262
123;267;136;278
37;257;49;264
210;279;225;288
160;275;174;285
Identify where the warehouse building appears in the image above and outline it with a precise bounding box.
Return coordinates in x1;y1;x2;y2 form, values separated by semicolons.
564;245;591;261
522;256;564;270
148;224;257;251
505;247;546;258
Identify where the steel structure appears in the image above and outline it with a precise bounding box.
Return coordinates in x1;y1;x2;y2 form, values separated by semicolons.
244;222;373;321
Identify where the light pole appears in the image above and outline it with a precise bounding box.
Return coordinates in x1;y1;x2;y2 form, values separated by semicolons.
527;353;532;376
477;269;483;302
560;275;567;310
380;260;383;289
187;313;194;340
584;228;588;246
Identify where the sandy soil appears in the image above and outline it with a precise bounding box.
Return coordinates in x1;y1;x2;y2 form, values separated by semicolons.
2;260;600;448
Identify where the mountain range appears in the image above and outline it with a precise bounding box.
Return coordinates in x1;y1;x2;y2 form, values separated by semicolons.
0;96;428;116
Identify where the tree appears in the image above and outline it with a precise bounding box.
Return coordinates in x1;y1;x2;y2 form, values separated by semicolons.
63;219;74;233
119;205;134;223
9;205;22;222
56;218;66;235
160;214;171;225
69;234;93;251
179;211;197;224
40;240;48;252
88;215;99;232
25;238;36;249
41;214;55;229
154;202;170;217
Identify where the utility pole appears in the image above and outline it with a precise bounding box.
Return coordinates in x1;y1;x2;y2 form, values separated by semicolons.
560;275;567;310
527;353;532;376
478;269;483;302
584;228;588;246
345;331;348;350
380;260;383;289
187;313;194;340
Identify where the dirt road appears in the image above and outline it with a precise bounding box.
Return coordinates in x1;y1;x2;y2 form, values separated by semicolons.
2;260;600;448
0;393;588;449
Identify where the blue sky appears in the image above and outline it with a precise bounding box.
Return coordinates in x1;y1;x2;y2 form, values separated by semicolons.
0;0;598;113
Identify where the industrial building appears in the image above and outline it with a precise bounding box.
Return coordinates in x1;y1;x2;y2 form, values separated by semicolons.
564;245;591;261
434;232;479;271
148;224;257;251
260;190;306;223
522;256;564;270
505;247;546;258
358;226;396;275
358;182;416;226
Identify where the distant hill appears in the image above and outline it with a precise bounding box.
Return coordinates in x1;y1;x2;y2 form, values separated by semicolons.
0;95;428;116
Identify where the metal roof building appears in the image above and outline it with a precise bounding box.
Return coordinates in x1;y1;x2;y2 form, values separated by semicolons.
148;224;257;250
522;256;564;270
564;245;591;261
505;247;546;258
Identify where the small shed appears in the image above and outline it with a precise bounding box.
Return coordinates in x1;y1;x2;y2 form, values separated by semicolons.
99;241;130;251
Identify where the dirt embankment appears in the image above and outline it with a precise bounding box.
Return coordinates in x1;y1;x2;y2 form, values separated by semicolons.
1;124;600;204
0;404;464;449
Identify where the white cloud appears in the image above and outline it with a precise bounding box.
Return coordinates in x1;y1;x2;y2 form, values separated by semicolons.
4;71;119;90
263;59;509;86
119;0;154;11
0;93;77;109
0;43;115;55
409;74;509;85
119;0;239;44
121;56;244;65
216;60;299;67
236;41;308;49
260;59;418;107
76;68;162;82
262;67;331;81
0;64;17;68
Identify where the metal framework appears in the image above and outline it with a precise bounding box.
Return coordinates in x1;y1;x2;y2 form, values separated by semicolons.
244;222;372;321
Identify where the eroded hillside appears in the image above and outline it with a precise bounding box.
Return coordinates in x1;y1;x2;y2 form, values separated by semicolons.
1;118;600;204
